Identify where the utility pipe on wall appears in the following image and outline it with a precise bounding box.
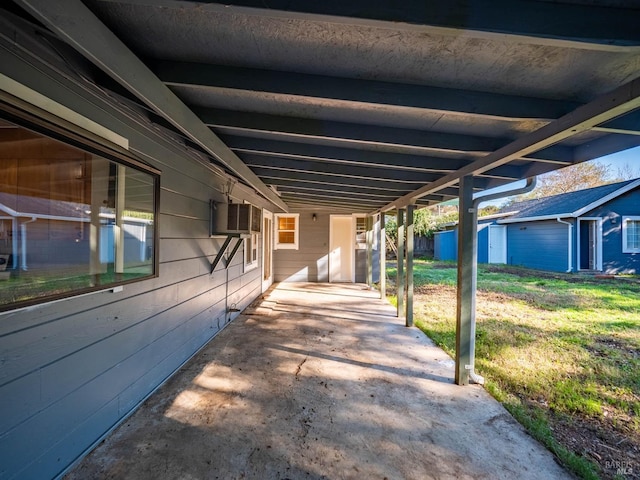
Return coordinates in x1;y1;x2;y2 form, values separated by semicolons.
556;218;573;273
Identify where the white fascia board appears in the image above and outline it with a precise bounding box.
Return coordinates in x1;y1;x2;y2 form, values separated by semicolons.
478;211;518;221
572;179;640;217
0;202;19;218
498;213;573;224
498;180;640;224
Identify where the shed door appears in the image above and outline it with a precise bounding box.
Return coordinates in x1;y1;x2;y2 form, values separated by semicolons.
488;225;507;264
329;215;353;282
578;218;602;271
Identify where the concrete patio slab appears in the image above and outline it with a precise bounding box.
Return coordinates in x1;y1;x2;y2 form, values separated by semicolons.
64;283;572;480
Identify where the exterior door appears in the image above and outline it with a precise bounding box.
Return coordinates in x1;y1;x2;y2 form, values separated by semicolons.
578;218;602;271
329;215;353;282
488;225;507;264
262;210;273;292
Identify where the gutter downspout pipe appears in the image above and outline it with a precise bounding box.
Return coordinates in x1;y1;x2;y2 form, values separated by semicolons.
556;218;573;273
465;177;537;385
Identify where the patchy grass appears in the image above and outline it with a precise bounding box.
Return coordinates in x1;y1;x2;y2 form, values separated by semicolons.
387;260;640;480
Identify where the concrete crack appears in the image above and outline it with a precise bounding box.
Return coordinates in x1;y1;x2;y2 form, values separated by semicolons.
295;357;307;379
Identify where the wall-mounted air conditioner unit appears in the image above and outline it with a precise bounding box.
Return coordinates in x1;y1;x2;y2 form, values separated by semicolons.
210;201;262;236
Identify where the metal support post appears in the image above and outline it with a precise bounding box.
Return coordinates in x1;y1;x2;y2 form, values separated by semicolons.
396;208;405;318
406;204;415;327
455;176;477;385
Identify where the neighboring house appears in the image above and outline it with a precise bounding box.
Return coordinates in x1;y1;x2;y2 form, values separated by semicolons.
0;193;153;272
434;179;640;274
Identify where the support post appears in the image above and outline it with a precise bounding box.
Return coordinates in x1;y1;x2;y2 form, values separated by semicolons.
366;215;373;287
455;176;478;385
380;213;386;299
406;204;415;327
396;208;405;318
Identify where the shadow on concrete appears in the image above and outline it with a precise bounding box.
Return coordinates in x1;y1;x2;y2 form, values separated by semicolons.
65;282;573;480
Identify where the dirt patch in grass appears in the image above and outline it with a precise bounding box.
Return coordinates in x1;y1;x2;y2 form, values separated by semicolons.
551;413;639;480
483;264;640;286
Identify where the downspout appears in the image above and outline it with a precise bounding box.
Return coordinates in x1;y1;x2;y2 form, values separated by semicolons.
20;217;37;271
465;177;537;385
556;218;573;273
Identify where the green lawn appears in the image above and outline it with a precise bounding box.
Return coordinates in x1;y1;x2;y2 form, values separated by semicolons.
387;260;640;480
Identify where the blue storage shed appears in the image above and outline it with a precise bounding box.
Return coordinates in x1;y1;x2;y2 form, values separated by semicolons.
433;219;507;264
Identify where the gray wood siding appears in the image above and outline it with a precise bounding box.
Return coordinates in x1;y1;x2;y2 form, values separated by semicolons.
584;188;640;274
0;44;264;480
507;220;572;272
274;211;380;283
274;210;330;282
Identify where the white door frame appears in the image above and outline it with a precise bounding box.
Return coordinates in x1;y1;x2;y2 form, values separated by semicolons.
577;217;602;271
488;225;507;264
329;215;354;282
262;210;273;292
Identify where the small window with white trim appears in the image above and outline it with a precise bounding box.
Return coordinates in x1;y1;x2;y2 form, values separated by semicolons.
622;216;640;253
274;214;299;250
245;232;258;270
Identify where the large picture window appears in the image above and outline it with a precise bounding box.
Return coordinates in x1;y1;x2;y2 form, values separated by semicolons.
0;119;158;311
622;216;640;253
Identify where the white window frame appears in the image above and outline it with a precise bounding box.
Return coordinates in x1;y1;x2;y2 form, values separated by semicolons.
274;213;299;250
353;214;379;251
0;114;159;313
577;217;603;271
622;216;640;253
244;232;259;270
354;215;367;250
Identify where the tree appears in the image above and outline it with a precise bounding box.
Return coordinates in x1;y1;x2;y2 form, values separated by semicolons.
615;162;640;181
514;161;612;201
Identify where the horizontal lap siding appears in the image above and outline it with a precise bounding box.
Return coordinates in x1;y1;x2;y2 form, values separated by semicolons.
274;210;329;282
274;212;381;284
584;189;640;274
0;54;263;480
477;224;489;264
433;230;457;261
507;220;570;272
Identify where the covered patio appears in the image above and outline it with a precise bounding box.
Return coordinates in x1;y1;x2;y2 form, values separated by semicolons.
65;283;571;479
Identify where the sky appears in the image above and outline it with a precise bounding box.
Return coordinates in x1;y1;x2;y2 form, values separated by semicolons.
594;145;640;179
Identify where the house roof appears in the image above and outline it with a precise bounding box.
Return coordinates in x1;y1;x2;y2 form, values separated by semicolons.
5;1;640;213
497;178;640;223
0;192;88;220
